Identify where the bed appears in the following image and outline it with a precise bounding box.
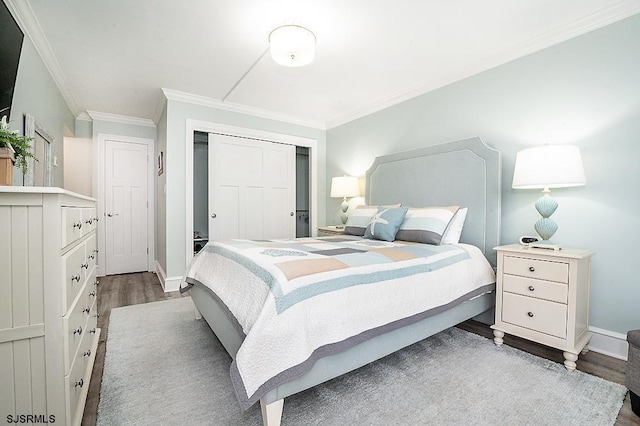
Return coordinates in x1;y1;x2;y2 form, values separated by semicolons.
182;136;501;425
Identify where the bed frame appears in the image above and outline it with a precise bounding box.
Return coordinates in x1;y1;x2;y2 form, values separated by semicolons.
190;136;501;425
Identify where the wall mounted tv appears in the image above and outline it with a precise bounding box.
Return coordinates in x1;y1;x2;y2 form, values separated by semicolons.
0;1;24;122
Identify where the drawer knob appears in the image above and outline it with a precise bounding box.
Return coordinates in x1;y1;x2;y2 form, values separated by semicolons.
85;218;93;225
89;291;96;297
81;262;89;269
73;326;83;335
83;307;91;314
528;266;535;272
71;274;81;283
74;378;84;388
528;286;535;292
89;328;97;334
83;350;92;357
73;221;83;229
527;312;534;318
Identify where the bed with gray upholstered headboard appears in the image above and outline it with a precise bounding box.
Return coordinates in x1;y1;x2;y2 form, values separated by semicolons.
184;136;501;426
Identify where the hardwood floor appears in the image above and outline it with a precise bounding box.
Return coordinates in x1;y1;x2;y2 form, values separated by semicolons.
82;272;639;425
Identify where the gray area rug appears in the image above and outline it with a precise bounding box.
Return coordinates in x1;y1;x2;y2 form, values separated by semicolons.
98;297;627;425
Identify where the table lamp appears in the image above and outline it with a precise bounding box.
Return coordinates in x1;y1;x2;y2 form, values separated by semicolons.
330;176;360;225
512;144;586;249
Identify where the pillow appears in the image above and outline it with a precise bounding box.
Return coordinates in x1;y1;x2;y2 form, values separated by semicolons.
363;206;409;242
395;206;460;245
441;207;468;245
344;204;401;236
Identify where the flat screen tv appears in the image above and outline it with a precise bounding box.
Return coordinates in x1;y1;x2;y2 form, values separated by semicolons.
0;1;24;122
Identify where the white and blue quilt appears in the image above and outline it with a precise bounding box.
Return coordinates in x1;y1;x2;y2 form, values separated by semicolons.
183;236;495;410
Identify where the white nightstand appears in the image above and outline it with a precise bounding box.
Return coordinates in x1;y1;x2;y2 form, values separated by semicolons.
317;226;346;236
491;244;594;370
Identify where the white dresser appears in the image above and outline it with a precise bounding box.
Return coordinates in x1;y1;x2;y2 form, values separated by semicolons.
491;244;594;370
0;187;100;425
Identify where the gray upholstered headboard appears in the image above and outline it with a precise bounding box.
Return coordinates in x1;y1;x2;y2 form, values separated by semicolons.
365;137;501;265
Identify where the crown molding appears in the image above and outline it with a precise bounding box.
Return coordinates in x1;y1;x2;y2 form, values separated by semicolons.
76;112;92;122
4;0;80;116
326;1;640;129
86;111;156;128
162;88;325;130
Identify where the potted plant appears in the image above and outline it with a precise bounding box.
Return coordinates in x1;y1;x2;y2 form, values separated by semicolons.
0;116;36;185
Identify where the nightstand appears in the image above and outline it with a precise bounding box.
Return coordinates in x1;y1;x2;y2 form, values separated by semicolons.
317;226;346;236
491;244;594;370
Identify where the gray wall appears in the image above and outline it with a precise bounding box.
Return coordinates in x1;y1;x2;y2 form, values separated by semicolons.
326;14;640;336
10;37;75;186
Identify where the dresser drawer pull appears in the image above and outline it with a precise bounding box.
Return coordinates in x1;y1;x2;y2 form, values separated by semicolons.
528;266;535;272
89;291;96;297
89;254;95;260
94;216;99;222
83;307;91;314
71;274;81;283
85;218;93;225
73;326;83;335
74;379;84;388
527;312;534;318
81;262;89;269
83;350;92;357
93;313;100;318
89;328;97;334
528;286;535;292
73;221;83;230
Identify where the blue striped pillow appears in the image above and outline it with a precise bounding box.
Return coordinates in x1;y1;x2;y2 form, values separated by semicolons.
395;206;460;245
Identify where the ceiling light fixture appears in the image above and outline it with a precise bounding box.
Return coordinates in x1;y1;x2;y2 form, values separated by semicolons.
269;25;316;67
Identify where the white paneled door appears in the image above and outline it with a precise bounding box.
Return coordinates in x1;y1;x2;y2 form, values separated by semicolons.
208;134;296;240
105;139;149;274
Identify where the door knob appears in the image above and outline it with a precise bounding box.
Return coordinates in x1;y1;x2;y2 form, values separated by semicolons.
107;213;119;217
290;212;294;216
211;213;217;219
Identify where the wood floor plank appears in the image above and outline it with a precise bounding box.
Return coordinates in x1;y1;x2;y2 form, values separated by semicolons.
82;273;639;425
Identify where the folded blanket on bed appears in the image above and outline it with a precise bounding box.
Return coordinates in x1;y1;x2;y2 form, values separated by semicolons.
183;236;495;410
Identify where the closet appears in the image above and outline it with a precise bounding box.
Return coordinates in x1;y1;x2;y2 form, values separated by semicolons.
193;131;310;253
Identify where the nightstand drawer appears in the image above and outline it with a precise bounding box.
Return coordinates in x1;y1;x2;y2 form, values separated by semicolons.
503;255;568;283
502;292;567;339
503;275;568;304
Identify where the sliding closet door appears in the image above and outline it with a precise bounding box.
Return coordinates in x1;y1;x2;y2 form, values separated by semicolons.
208;134;295;240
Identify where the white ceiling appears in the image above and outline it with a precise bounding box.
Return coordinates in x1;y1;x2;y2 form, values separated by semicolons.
9;0;640;129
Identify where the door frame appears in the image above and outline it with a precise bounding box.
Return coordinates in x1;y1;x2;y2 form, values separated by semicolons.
95;133;156;276
185;119;318;268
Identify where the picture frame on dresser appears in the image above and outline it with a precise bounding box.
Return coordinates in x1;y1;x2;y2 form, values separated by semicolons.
491;244;594;370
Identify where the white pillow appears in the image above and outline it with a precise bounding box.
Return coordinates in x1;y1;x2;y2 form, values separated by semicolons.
441;207;468;244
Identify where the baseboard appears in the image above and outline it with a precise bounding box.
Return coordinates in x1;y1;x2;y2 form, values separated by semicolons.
155;261;167;291
587;326;629;361
154;261;182;292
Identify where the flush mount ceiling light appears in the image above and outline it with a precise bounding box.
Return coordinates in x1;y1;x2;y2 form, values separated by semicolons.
269;25;316;67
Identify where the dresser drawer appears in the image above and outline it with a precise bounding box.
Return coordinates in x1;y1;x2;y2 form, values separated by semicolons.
82;207;98;234
503;274;568;304
65;340;89;426
501;292;567;339
62;242;86;311
85;233;97;273
62;207;84;248
503;255;568;283
63;283;92;374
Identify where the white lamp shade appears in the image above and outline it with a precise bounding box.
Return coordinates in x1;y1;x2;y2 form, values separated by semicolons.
269;25;316;67
512;144;586;189
330;176;360;198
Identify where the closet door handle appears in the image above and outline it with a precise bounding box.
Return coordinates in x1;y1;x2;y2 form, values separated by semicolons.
211;213;217;219
290;212;294;216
